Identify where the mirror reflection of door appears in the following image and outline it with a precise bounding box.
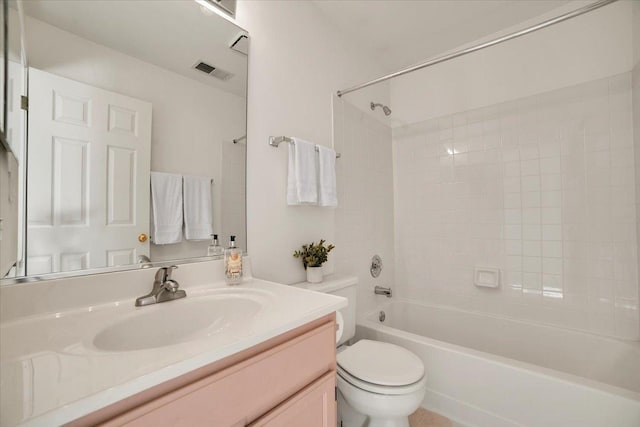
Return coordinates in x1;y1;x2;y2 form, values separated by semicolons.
26;68;151;274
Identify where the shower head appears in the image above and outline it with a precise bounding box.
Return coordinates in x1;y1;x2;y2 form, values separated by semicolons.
370;102;392;116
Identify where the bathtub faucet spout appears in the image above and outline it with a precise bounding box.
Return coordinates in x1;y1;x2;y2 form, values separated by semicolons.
374;286;392;298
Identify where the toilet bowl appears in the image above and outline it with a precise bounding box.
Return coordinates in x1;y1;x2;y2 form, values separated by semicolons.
336;339;427;427
293;276;426;427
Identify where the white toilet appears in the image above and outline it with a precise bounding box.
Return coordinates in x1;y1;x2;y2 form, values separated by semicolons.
295;276;426;427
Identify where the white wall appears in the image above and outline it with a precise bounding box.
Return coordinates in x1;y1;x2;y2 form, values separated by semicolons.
24;16;246;262
220;140;246;250
0;151;19;277
633;0;640;336
235;0;389;285
390;0;634;127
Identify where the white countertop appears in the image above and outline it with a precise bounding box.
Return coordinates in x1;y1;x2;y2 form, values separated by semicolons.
0;278;346;426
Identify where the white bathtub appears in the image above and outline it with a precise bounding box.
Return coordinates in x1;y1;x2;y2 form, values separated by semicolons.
356;300;640;427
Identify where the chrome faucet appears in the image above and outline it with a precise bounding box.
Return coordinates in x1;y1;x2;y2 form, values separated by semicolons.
135;265;186;307
374;285;392;298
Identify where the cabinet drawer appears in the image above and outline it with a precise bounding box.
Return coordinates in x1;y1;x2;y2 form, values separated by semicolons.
103;320;335;427
249;371;336;427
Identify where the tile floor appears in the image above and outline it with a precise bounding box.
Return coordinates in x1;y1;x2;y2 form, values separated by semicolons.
409;408;466;427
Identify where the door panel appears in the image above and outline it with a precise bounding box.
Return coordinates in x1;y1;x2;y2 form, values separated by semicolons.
250;372;336;427
27;68;152;274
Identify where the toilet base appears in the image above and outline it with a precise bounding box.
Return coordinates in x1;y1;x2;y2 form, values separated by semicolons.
368;419;410;427
338;389;411;427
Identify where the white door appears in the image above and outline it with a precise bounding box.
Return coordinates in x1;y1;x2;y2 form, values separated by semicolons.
27;68;152;274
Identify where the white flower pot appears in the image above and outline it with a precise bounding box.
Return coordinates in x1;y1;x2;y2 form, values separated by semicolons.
306;266;323;284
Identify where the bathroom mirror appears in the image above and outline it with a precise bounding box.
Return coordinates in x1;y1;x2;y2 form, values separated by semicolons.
0;0;247;281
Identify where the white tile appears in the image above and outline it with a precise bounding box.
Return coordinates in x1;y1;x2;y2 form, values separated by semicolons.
542;274;563;292
541;207;562;224
502;147;520;162
584;113;609;135
615;280;639;299
519;144;539;160
505;271;523;288
522;272;542;290
539;141;561;158
610;129;633;149
611;148;634;169
522;192;540;208
504;224;522;240
503;177;521;193
504;193;521;209
543;257;563;275
541;174;562;191
522;176;541;192
504;161;521;177
521;159;540;176
504;209;522;224
522;208;541;224
483;134;502;150
541;191;561;207
613;259;637;281
522;224;541;240
543;241;563;258
540;157;562;175
523;240;542;256
542;224;562;241
584;132;610;152
585;150;610;171
507;256;522;271
523;256;542;273
506;240;523;256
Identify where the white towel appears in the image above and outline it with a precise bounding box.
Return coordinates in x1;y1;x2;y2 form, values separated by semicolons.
151;172;183;244
317;145;338;207
287;137;318;205
183;175;213;241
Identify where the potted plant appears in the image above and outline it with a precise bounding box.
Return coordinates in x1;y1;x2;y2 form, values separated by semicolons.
293;240;335;283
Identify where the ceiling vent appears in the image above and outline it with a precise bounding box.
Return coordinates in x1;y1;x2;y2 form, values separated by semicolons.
192;61;234;81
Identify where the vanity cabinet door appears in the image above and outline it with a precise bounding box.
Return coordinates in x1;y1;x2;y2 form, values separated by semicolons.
100;319;336;427
249;371;336;427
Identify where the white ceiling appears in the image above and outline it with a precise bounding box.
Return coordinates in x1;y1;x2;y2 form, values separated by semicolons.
312;0;571;73
22;0;248;96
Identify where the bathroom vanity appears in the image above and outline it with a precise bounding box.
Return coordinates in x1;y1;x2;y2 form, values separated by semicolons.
0;259;346;426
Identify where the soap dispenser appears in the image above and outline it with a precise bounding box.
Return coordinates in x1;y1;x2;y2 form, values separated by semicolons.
207;234;224;257
225;235;243;285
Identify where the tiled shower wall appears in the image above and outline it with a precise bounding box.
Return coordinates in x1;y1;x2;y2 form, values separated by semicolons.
393;72;638;339
634;62;640;338
334;100;395;318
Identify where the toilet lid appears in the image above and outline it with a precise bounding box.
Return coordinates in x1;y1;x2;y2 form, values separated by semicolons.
337;340;424;386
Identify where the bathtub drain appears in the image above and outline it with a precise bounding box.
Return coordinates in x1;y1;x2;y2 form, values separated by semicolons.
379;311;386;322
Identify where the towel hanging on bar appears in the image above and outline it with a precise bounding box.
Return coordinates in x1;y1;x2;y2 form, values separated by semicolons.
269;136;341;158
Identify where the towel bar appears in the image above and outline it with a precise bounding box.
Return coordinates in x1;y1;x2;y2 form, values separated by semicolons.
269;136;341;158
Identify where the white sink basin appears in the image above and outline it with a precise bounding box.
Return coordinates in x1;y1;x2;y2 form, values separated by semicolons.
93;291;267;352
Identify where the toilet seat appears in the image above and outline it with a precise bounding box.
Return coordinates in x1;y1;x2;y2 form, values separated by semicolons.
337;339;426;395
337;365;427;395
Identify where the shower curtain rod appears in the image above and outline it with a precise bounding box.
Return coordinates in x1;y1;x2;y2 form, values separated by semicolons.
336;0;618;97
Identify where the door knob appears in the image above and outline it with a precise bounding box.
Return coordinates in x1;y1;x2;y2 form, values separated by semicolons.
138;233;149;243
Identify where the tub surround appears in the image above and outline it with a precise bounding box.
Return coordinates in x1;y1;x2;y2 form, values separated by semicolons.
357;300;640;427
0;258;347;426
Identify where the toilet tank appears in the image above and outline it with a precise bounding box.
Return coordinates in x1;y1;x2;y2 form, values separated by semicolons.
293;275;357;346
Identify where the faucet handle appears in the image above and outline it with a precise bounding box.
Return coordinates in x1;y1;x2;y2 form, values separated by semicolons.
163;279;180;293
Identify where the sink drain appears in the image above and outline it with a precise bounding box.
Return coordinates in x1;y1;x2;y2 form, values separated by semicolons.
379;310;386;322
